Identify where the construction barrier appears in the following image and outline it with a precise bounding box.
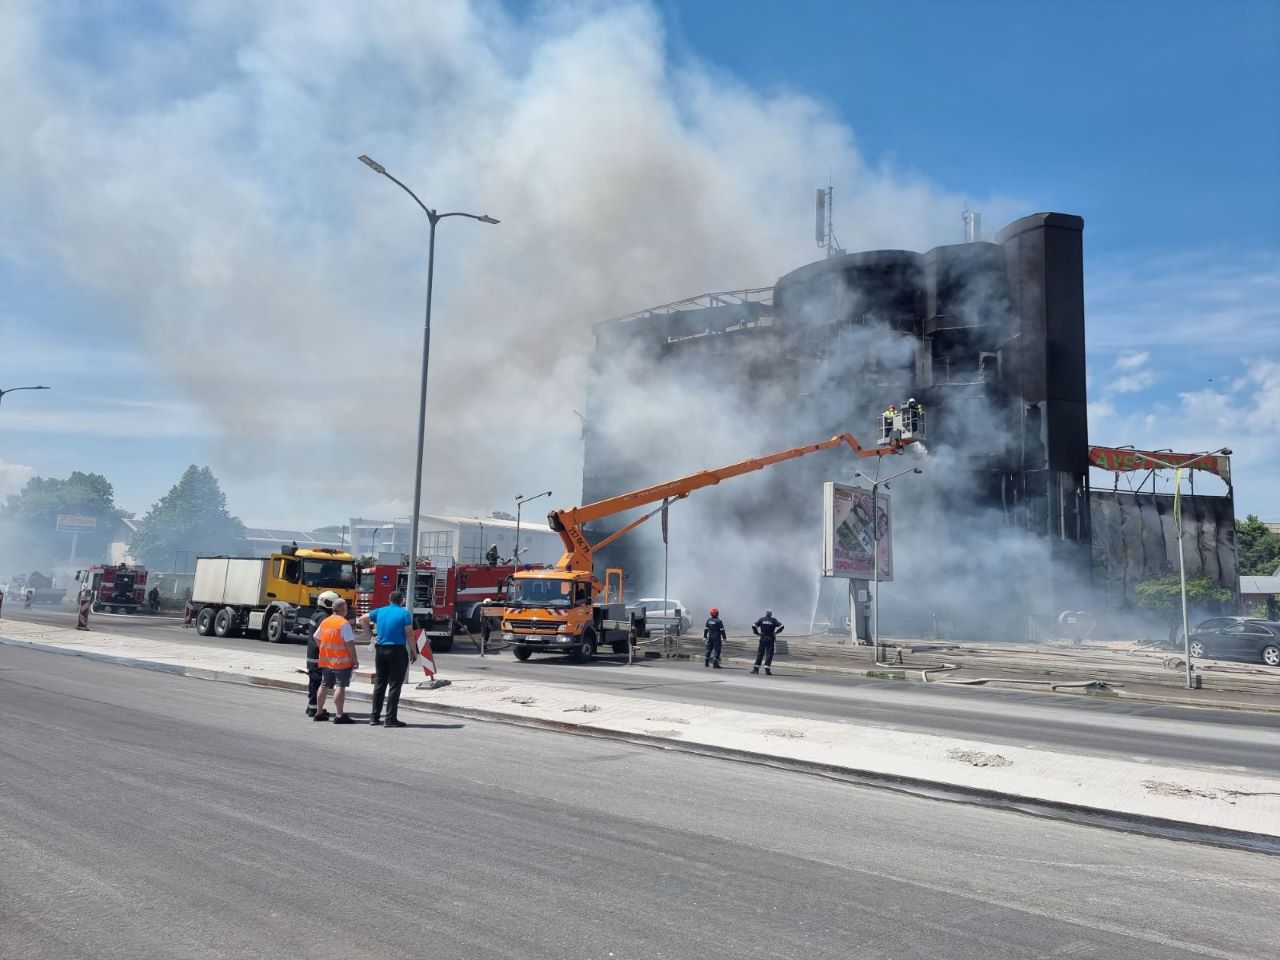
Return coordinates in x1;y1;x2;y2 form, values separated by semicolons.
77;591;91;631
182;598;195;628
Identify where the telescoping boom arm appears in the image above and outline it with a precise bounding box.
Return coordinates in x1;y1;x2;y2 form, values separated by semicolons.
547;431;915;573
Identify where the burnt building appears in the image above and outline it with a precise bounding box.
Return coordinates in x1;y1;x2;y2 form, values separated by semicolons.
583;213;1092;632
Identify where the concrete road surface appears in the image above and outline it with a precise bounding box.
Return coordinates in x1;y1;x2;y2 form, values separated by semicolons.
8;604;1279;777
2;644;1277;960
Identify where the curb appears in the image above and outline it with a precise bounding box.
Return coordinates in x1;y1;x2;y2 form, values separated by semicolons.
4;634;1277;855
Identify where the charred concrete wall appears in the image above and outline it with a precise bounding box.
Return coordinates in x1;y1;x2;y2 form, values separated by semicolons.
1090;489;1239;609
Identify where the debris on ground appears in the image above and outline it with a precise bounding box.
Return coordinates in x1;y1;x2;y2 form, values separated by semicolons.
948;748;1012;767
1143;780;1230;802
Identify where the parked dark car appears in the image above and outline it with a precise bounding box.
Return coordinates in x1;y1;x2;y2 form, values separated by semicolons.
1187;617;1280;667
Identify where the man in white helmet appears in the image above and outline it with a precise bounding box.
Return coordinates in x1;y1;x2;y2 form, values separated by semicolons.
305;591;342;717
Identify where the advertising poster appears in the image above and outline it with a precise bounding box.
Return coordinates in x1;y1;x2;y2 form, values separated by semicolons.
821;482;892;581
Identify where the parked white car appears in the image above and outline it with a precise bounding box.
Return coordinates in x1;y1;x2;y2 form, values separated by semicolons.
628;597;692;635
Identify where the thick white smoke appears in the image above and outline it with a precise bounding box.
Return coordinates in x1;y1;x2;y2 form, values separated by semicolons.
0;0;1013;528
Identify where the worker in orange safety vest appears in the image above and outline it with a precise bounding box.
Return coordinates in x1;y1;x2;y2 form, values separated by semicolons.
312;598;360;725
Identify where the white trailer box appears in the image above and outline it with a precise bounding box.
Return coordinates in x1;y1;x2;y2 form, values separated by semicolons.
192;558;268;607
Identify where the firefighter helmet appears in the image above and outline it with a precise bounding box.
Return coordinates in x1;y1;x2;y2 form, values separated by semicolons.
710;607;719;616
317;590;341;610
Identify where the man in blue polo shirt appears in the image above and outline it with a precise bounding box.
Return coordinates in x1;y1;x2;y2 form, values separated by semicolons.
360;590;417;728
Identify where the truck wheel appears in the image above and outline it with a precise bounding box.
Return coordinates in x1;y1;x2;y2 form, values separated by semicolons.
575;629;597;663
513;646;532;661
195;607;216;636
263;611;285;643
611;640;630;655
213;607;238;638
431;636;454;654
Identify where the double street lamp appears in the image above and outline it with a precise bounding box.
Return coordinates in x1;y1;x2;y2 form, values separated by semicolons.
854;464;923;661
0;385;50;410
357;155;498;619
514;491;553;565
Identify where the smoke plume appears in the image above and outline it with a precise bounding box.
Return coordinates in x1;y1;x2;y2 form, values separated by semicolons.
1;0;1011;526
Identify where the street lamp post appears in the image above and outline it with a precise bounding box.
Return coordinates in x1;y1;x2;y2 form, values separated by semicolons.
0;385;50;409
855;465;923;662
515;491;553;566
1118;447;1232;689
357;155;498;623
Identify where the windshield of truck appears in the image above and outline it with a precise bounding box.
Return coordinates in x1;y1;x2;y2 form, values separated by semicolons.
358;570;375;593
509;578;573;607
302;559;356;588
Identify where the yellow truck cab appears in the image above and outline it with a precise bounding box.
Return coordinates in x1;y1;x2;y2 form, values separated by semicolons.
501;568;631;662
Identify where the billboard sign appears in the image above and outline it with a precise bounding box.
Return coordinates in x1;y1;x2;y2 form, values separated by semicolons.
821;482;891;581
56;515;97;533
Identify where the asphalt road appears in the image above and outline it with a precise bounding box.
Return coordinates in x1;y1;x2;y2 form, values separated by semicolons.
8;605;1280;777
2;644;1277;960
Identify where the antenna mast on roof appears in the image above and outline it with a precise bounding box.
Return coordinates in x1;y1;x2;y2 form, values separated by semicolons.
815;172;845;258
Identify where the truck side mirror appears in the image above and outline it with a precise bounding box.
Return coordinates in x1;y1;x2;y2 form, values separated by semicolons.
75;571;81;581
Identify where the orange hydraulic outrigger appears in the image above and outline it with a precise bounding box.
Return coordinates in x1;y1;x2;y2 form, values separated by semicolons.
547;431;916;574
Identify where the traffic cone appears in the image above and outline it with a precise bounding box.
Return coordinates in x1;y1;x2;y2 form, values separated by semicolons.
415;628;450;689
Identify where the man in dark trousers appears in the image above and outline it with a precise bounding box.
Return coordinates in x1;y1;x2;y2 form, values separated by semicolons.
361;590;417;728
305;591;341;718
751;608;784;675
703;607;726;669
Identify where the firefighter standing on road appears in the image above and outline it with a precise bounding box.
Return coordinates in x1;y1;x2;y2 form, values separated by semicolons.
751;609;784;675
305;591;341;718
24;587;33;609
703;608;726;669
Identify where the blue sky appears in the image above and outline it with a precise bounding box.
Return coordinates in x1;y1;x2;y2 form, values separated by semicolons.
1;0;1277;527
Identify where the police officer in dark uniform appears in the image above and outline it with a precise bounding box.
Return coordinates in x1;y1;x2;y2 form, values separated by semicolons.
751;608;784;675
703;607;726;669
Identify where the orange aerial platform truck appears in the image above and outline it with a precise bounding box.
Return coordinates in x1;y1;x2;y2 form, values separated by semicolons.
497;430;915;662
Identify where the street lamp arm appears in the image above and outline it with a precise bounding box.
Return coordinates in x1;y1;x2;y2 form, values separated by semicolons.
378;170;436;220
440;211;500;224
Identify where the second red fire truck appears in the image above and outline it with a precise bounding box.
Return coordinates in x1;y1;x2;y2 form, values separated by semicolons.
77;563;149;613
356;555;528;652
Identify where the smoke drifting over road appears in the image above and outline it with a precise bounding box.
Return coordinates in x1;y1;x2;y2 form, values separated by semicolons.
1;0;1010;527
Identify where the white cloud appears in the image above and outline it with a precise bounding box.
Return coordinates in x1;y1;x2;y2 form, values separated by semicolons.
1113;350;1149;370
0;459;36;498
1107;369;1159;394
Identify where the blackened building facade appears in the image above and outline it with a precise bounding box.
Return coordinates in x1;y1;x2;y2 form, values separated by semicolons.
583;213;1092;628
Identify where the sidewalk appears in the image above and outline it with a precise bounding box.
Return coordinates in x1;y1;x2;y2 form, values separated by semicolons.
3;616;1279;848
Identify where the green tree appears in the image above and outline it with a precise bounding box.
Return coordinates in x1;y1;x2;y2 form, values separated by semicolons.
0;471;125;567
1236;514;1280;576
127;466;246;570
1134;574;1233;644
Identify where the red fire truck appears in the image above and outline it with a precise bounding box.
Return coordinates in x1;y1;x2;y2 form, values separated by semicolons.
77;563;148;613
357;556;527;652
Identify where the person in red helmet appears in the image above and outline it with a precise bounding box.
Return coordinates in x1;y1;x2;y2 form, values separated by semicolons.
703;607;726;668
